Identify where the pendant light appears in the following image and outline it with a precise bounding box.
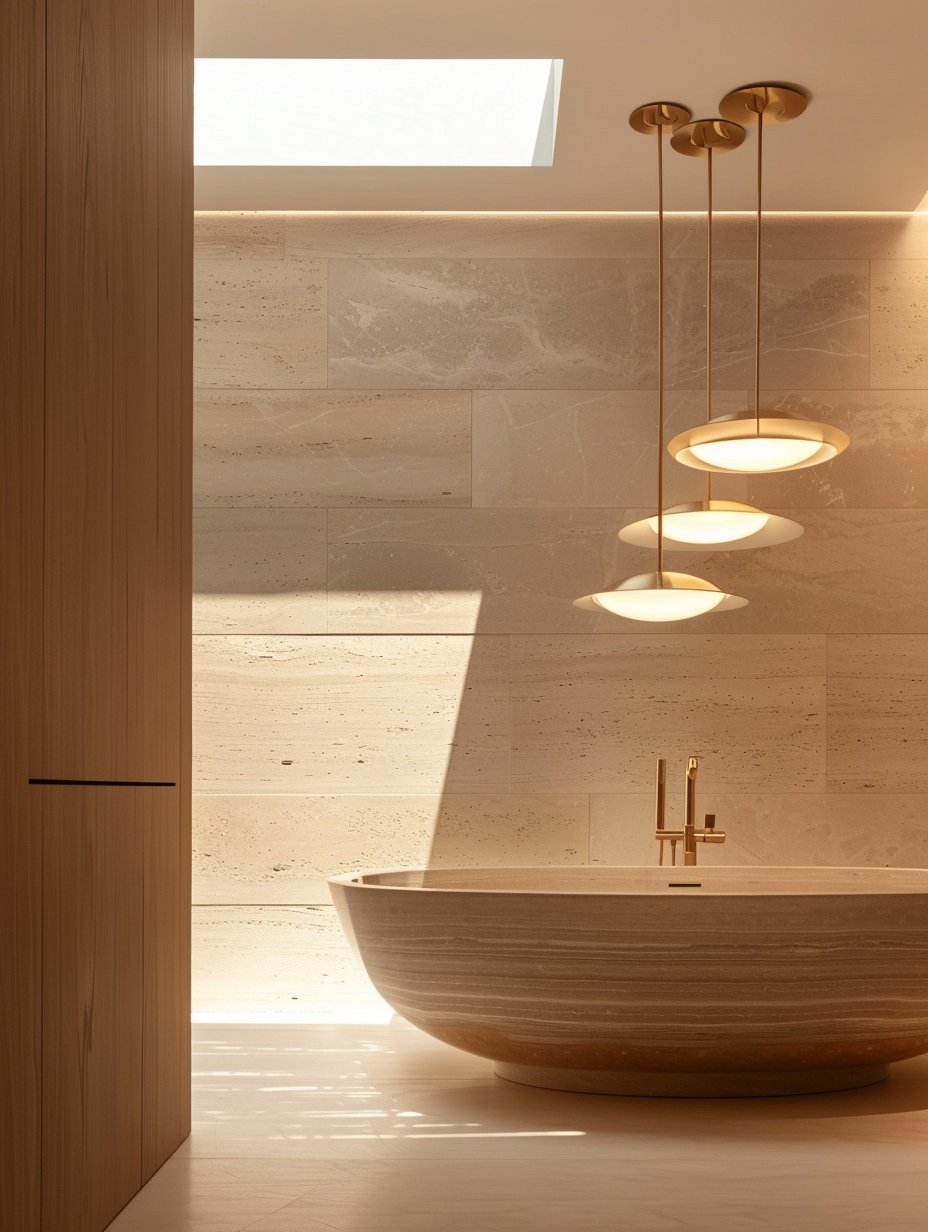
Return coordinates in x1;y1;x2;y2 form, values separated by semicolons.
620;118;803;551
575;104;747;622
668;85;849;474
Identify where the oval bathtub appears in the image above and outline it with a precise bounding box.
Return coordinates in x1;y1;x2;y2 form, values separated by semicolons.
329;865;928;1097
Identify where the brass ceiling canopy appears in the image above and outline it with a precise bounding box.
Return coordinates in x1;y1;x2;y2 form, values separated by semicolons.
628;102;691;134
670;118;745;156
718;83;807;125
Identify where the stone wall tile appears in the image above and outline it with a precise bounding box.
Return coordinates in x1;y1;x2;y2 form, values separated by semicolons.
193;635;510;794
191;906;387;1020
827;635;928;792
327;258;867;391
192;793;589;904
195;213;286;258
871;261;928;388
327;509;633;634
590;793;928;868
671;509;928;635
195;258;326;387
510;634;826;793
194;509;327;634
471;389;748;508
194;389;471;507
746;391;928;509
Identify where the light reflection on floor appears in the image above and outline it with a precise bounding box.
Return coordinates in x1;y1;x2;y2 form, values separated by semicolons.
108;1018;928;1231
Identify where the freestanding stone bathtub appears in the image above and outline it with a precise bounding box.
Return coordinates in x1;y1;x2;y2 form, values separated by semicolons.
329;866;928;1097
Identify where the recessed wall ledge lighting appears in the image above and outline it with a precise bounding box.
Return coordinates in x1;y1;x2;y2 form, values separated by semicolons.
619;500;803;551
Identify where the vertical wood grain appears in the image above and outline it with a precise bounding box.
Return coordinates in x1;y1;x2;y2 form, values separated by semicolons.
41;788;145;1232
0;0;45;1228
143;789;191;1178
43;0;190;786
35;0;192;1224
142;0;194;1181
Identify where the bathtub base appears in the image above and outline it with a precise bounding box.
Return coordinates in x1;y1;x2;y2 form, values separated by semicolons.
494;1061;890;1098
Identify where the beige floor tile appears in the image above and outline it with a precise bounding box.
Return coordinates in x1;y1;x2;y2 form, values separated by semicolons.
193;635;509;793
471;389;748;509
194;509;327;634
672;509;928;635
195;214;286;259
194;259;326;388
746;390;928;509
193;794;589;905
871;260;928;388
590;793;928;869
246;1159;928;1232
194;389;471;507
827;636;928;792
510;634;826;793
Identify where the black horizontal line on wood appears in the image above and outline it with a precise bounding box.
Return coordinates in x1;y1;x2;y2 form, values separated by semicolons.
29;778;177;787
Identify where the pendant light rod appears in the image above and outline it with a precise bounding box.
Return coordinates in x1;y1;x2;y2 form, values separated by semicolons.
576;103;748;620
630;101;692;577
668;88;847;477
754;98;763;431
706;144;713;502
707;144;713;426
656;119;665;581
622;114;799;556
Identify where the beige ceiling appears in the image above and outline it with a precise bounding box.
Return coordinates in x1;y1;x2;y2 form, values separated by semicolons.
195;0;928;212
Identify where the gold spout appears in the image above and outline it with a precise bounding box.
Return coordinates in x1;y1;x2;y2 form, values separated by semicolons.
683;756;699;865
655;756;726;866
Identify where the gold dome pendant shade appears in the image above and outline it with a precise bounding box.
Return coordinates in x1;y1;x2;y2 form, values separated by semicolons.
575;105;747;622
575;571;747;621
619;499;803;551
668;85;849;475
620;114;803;551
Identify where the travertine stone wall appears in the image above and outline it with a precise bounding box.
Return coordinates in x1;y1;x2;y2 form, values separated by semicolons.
192;213;928;1018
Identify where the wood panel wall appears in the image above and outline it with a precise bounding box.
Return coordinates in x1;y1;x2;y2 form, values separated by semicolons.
1;0;192;1228
0;0;46;1227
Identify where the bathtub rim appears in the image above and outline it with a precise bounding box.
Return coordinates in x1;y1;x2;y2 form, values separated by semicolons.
327;864;928;898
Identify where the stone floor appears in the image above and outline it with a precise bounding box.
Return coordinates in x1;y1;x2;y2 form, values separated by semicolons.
108;1020;928;1231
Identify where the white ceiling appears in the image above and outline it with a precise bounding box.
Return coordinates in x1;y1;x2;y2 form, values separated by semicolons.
194;0;928;212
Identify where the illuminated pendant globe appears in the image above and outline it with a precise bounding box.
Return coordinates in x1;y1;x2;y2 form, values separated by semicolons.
619;501;804;551
668;409;849;474
574;571;748;623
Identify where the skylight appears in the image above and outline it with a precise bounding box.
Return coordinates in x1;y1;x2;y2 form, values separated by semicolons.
194;59;562;167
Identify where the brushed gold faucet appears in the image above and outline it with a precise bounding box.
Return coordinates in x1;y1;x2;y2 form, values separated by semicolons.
654;756;726;866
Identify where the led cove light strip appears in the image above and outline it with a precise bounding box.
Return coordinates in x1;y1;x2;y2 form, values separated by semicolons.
194;58;562;166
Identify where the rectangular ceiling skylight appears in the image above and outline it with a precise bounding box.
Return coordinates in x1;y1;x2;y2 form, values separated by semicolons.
194;59;562;167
